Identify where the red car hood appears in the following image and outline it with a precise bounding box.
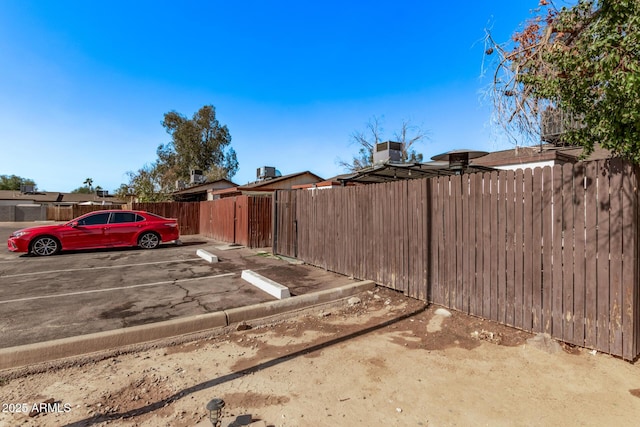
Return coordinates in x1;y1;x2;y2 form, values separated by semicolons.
11;223;69;236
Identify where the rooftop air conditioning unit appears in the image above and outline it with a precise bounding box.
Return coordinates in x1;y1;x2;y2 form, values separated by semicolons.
190;169;205;184
20;184;35;194
175;180;187;190
540;108;583;146
96;190;108;197
256;166;277;180
373;141;403;164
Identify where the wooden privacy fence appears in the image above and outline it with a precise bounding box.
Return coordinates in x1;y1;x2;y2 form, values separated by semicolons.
273;159;640;360
131;202;200;235
200;195;272;247
47;205;122;221
200;198;236;242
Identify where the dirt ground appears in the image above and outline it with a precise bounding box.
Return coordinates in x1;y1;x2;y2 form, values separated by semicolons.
1;287;639;427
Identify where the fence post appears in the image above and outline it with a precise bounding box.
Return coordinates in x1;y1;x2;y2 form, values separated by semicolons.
272;191;278;254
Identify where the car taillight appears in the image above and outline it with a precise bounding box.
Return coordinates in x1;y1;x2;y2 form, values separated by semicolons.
165;223;178;227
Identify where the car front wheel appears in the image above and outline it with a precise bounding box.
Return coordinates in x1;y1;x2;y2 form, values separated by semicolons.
138;232;160;249
31;236;60;256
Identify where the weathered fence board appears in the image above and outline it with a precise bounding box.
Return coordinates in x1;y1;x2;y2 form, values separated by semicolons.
573;163;587;347
551;165;564;339
132;202;199;235
542;166;553;334
505;170;516;326
47;206;73;221
621;162;637;360
199;196;272;247
273;160;640;360
523;168;534;331
514;169;525;329
584;162;609;353
200;198;235;242
561;162;575;344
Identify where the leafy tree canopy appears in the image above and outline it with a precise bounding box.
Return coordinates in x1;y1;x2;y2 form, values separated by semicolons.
340;116;428;172
486;0;640;161
0;174;36;191
70;177;96;194
121;105;239;201
157;105;238;185
123;164;169;202
70;186;93;194
114;183;136;202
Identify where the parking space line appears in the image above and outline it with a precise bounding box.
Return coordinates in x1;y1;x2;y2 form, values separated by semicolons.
0;258;203;278
0;272;236;304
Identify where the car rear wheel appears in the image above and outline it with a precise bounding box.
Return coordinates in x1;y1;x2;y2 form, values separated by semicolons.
138;232;160;249
31;236;60;256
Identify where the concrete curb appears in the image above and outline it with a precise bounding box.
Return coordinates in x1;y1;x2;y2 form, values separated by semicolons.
196;249;219;263
241;269;291;299
0;280;375;371
225;280;375;324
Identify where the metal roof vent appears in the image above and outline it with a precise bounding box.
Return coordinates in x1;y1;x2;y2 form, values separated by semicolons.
431;149;488;175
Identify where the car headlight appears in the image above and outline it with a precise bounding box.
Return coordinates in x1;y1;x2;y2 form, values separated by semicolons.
12;231;29;238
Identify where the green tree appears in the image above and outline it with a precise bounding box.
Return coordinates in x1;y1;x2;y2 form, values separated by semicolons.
123;105;238;199
339;117;427;172
114;183;136;203
485;0;640;161
125;164;170;202
156;105;238;185
0;174;36;191
70;186;93;194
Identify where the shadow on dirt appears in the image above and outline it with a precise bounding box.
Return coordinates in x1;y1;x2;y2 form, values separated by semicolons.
62;303;428;427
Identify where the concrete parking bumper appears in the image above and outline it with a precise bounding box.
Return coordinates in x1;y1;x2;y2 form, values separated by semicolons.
0;280;375;371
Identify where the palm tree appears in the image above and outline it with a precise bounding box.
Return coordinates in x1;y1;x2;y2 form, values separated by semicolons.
83;178;93;192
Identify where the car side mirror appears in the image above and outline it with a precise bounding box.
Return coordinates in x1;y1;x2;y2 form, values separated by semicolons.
69;221;79;228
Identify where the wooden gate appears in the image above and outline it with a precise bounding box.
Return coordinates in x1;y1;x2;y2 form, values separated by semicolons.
200;196;272;247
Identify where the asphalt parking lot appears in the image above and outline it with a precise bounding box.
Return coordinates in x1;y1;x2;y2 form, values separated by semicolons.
0;222;356;348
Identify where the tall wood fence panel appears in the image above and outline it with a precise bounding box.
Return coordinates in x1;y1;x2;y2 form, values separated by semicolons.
246;196;272;248
132;202;199;235
273;160;640;360
200;198;236;242
200;196;272;247
273;191;297;256
47;206;73;221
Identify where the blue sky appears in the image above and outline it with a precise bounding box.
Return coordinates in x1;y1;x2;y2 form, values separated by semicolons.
0;1;542;192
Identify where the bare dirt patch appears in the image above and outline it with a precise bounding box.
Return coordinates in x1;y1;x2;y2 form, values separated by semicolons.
1;287;639;426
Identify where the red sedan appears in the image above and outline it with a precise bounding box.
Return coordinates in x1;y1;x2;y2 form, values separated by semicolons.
7;210;180;256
